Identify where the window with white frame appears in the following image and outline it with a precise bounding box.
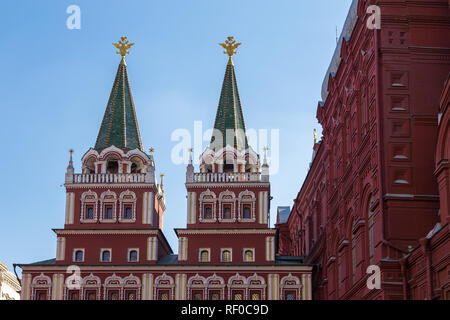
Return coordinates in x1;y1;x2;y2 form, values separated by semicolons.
238;190;256;222
73;249;85;262
243;248;255;262
100;249;112;262
219;190;236;222
221;249;232;262
119;190;136;222
100;190;117;222
128;249;139;262
80;190;98;223
199;189;217;222
199;249;210;262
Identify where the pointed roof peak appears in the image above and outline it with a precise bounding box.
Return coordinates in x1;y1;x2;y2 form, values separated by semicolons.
210;37;248;151
94;37;143;152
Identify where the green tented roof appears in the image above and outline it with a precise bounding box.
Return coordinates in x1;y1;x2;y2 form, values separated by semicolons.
210;59;248;151
94;60;143;151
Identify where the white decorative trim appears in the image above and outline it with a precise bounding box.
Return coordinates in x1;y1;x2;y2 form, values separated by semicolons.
54;229;161;235
31;273;51;300
56;237;66;261
81;273;101;300
119;190;137;222
100;248;112;262
147;237;158;261
178;237;188;261
242;248;255;262
258;191;269;225
176;228;277;235
99;190;117;222
248;273;267;300
72;248;85;262
142;191;154;225
206;274;225;300
80;190;98;223
219;190;236;222
141;274;154;300
187;192;197;224
220;248;233;262
127;248;140;262
104;273;124;300
187;274;207;300
65;192;75;224
154;273;174;300
267;274;280;300
123;274;141;300
265;236;275;261
199;189;217;223
280;273;301;300
227;273;248;300
238;190;256;222
198;248;211;262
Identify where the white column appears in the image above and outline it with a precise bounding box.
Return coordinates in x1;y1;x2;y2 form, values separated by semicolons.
141;274;154;300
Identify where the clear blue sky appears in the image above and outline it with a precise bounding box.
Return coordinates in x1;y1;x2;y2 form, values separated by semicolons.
0;0;352;274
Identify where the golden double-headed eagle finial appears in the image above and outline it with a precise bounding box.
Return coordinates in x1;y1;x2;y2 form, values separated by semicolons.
219;36;241;63
113;36;135;63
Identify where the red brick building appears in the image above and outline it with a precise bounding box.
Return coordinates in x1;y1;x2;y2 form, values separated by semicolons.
277;0;450;300
17;37;312;300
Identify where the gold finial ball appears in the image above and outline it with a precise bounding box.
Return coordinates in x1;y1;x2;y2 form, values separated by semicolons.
69;149;74;154
149;147;154;154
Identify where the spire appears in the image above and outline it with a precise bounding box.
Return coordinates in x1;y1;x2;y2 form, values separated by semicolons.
210;37;248;151
94;37;143;152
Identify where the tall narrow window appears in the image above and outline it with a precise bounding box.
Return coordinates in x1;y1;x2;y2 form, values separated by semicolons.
243;205;251;219
101;250;111;262
244;250;254;262
200;250;209;262
204;206;212;220
223;206;231;219
221;250;231;262
86;207;94;219
124;206;132;219
129;250;138;262
75;250;84;262
105;206;113;219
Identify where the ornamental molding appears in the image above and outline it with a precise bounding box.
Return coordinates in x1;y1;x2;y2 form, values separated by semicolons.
53;229;161;235
65;183;157;189
186;183;270;188
21;265;314;272
175;229;277;235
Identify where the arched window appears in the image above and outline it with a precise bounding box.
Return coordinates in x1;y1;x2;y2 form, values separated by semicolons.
129;250;138;262
101;250;111;262
221;250;231;262
75;250;84;262
200;250;209;262
244;250;254;262
106;159;119;173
